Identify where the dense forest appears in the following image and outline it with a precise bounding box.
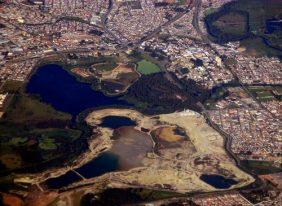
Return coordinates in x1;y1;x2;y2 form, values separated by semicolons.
125;72;209;114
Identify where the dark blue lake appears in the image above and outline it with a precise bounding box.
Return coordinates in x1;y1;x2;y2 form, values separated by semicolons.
200;174;238;189
99;116;137;129
45;152;119;189
45;170;82;189
266;19;282;34
26;64;130;117
75;152;119;179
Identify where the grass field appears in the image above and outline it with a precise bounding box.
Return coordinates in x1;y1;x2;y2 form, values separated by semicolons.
137;60;161;75
247;86;277;101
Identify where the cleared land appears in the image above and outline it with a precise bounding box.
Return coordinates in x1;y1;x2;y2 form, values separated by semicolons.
71;63;140;95
27;108;254;199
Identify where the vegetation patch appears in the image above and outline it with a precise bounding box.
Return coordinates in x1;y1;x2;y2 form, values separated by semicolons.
80;188;181;206
0;80;24;93
153;126;186;142
124;72;208;114
38;137;57;150
204;0;282;57
0;154;22;170
67;55;139;95
2;94;71;125
91;57;118;71
247;85;280;101
136;59;161;75
0;89;86;173
241;160;282;175
205;9;249;43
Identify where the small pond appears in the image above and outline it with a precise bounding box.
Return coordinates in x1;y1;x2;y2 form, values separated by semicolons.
99;116;137;129
200;174;238;189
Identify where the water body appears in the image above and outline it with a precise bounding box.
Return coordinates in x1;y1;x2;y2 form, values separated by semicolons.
45;170;82;189
75;152;119;179
200;174;238;189
99;116;137;129
26;64;130;117
44;126;153;188
45;152;119;189
110;126;153;170
266;19;282;34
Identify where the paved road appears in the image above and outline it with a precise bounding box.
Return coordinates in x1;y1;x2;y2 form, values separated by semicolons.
5;47;94;64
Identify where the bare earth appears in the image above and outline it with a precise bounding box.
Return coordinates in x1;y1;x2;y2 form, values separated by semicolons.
83;109;254;193
14;108;254;205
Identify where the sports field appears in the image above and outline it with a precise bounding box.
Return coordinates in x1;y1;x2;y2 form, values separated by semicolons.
137;60;161;75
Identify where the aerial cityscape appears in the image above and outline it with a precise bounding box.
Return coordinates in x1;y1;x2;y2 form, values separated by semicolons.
0;0;281;205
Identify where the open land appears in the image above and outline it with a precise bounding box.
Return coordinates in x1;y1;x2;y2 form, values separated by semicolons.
18;108;254;203
14;108;253;205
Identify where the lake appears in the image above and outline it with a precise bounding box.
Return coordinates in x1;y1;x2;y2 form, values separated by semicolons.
26;64;130;117
99;116;137;129
45;152;119;189
200;174;238;189
45;170;82;189
75;152;119;179
44;126;153;189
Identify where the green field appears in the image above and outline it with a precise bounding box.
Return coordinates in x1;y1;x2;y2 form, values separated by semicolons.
247;86;278;101
137;60;161;75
